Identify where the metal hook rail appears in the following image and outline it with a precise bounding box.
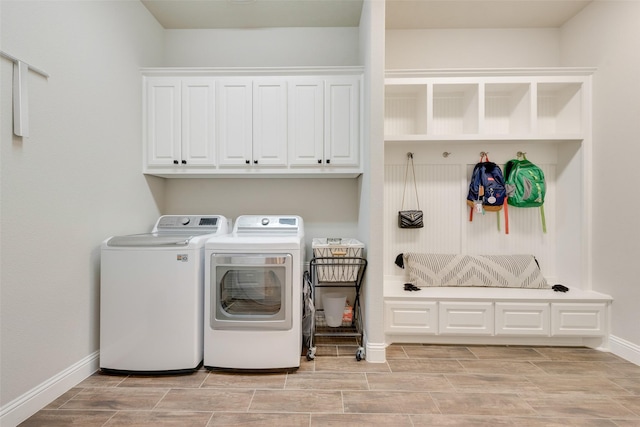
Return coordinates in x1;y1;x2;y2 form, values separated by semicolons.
0;50;49;78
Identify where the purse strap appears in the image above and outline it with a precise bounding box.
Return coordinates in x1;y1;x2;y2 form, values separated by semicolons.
401;152;420;210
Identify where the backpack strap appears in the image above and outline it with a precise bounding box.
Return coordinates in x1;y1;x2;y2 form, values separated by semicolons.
504;198;509;234
482;153;505;231
540;205;547;233
469;153;489;222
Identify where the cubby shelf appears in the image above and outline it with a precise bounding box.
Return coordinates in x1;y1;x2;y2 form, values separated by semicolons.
384;69;591;142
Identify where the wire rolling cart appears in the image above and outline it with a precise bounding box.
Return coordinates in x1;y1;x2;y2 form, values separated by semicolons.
304;256;367;361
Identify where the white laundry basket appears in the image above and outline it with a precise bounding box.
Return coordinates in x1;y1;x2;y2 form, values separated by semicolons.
322;293;347;327
312;238;364;282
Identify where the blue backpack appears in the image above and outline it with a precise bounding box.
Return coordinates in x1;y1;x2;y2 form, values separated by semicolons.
467;153;506;229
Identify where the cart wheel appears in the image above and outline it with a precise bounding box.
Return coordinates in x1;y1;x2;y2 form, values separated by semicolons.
355;347;365;361
306;347;316;361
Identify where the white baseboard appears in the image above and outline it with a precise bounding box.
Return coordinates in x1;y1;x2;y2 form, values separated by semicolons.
609;335;640;366
0;351;99;427
365;341;387;363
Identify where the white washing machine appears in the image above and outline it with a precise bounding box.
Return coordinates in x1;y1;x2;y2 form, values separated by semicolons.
204;215;304;371
100;215;230;374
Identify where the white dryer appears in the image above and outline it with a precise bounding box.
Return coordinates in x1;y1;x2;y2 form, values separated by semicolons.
100;215;230;374
204;215;304;371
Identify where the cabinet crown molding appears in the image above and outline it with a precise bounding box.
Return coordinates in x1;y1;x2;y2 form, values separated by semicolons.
141;66;364;77
386;67;596;78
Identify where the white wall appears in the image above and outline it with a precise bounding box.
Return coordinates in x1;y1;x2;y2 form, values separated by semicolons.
164;28;360;67
0;0;164;422
560;0;640;359
163;178;360;258
386;28;560;69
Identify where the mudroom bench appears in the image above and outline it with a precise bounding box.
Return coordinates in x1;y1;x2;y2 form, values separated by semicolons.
384;278;613;349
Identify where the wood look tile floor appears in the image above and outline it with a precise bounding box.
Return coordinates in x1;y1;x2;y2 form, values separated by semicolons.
20;345;640;426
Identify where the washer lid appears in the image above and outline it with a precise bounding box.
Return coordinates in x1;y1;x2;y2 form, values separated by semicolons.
106;232;208;247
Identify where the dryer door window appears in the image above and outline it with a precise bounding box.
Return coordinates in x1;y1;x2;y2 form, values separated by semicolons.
211;254;292;330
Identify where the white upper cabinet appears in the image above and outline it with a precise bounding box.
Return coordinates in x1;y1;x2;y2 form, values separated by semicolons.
384;69;591;141
144;77;181;167
216;79;253;167
144;77;215;169
325;77;360;167
181;78;216;166
142;67;363;177
288;77;361;168
288;79;324;167
252;79;288;167
217;78;288;168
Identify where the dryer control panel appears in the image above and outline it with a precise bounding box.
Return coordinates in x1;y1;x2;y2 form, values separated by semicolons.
234;215;302;235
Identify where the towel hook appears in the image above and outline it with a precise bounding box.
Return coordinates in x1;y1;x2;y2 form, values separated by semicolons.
406;152;414;159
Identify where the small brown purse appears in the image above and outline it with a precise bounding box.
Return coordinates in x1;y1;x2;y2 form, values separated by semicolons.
398;153;424;229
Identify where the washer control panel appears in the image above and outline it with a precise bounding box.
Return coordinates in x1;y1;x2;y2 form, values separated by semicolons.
154;215;221;232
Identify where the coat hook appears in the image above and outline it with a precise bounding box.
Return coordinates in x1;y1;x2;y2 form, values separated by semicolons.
442;151;451;158
517;151;526;159
407;152;414;159
480;151;489;157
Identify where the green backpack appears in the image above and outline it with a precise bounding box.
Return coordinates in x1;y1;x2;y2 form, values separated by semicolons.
504;153;546;234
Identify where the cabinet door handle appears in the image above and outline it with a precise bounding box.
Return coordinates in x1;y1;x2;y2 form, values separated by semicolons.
181;160;187;165
254;160;258;164
326;159;331;164
317;159;322;164
173;160;179;165
245;160;250;164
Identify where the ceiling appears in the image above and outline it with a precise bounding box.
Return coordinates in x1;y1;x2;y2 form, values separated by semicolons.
141;0;592;30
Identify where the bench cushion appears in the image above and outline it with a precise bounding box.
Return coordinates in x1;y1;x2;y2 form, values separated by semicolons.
403;253;549;289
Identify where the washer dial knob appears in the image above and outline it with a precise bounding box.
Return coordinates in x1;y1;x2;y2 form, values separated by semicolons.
261;218;270;226
181;217;191;225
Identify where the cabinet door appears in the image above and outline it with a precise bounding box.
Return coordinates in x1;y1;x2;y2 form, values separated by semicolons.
551;303;606;336
217;79;253;166
145;77;181;166
324;77;360;167
253;80;287;166
384;301;438;334
495;302;550;336
288;79;324;167
181;79;216;166
439;302;494;335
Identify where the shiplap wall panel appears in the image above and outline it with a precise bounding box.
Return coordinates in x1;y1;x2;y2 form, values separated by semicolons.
385;163;462;277
485;95;511;135
385;154;557;283
385;97;418;135
432;96;465;135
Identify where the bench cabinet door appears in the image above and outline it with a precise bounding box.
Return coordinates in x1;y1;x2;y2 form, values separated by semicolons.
439;302;494;335
384;301;437;334
495;302;550;336
551;303;607;336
